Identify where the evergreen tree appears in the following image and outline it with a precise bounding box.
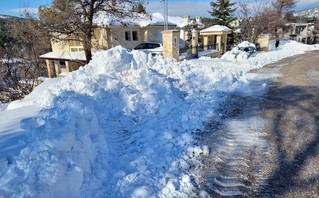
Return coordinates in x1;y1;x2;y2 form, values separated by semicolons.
136;3;146;14
209;0;237;27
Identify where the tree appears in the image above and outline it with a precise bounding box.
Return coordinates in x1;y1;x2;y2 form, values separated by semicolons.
0;17;22;101
209;0;237;27
39;0;141;63
310;22;319;44
136;3;146;14
266;0;297;47
0;14;51;102
12;14;51;92
238;1;270;44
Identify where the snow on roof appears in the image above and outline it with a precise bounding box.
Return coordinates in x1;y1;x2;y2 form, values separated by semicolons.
94;12;189;28
200;25;231;33
40;51;87;61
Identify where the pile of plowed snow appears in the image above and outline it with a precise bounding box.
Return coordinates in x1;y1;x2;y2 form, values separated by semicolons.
0;41;318;197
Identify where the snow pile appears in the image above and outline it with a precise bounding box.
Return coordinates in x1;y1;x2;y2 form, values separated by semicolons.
0;46;243;197
0;41;318;197
221;41;255;61
222;40;318;66
250;39;318;67
237;41;256;48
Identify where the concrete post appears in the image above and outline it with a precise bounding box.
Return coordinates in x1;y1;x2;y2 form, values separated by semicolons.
192;30;198;56
46;59;54;78
66;61;72;72
203;36;209;51
217;35;222;52
192;30;198;48
222;34;227;54
211;35;216;49
54;61;60;77
162;30;180;61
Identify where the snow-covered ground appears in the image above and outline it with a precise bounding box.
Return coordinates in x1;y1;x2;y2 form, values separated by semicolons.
0;40;317;197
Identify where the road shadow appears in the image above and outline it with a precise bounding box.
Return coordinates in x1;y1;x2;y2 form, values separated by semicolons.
258;83;319;197
196;79;319;197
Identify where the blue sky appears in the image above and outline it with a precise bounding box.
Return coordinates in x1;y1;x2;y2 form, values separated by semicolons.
1;0;319;18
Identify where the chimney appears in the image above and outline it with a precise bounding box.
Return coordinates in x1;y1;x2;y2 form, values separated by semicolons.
196;17;202;23
184;16;190;23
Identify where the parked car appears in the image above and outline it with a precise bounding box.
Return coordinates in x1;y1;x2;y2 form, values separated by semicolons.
132;42;163;56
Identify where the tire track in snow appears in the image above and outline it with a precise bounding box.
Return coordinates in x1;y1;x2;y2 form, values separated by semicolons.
198;116;272;197
192;62;287;197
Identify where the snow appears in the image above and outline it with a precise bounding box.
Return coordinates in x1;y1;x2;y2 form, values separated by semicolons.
200;25;231;33
0;40;318;197
198;49;219;57
40;51;87;61
94;12;189;28
222;40;317;65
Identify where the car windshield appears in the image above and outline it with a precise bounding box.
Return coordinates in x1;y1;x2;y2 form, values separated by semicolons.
134;43;146;50
134;43;161;50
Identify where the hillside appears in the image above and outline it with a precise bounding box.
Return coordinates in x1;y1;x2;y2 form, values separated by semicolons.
294;6;319;18
0;14;20;20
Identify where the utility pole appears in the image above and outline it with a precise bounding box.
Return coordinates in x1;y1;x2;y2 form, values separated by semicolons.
160;0;168;30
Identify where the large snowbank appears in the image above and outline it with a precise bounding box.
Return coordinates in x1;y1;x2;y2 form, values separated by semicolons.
0;40;318;197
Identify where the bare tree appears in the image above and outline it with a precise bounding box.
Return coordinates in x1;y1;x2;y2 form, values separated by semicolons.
266;0;297;47
39;0;142;63
238;1;270;44
238;0;297;48
12;15;51;92
0;14;51;103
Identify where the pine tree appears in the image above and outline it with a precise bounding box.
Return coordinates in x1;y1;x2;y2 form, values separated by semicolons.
209;0;237;27
136;3;146;14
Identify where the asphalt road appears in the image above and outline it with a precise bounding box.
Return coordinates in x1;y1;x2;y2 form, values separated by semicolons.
260;50;319;197
195;50;319;198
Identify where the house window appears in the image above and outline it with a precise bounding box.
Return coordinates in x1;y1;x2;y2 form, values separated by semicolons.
125;30;138;41
132;31;138;41
295;26;306;35
60;61;66;69
70;40;83;52
125;31;131;41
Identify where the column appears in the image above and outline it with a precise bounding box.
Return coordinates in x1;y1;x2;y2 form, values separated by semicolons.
217;35;222;52
203;36;209;51
54;61;60;77
191;29;198;57
46;59;54;78
222;34;227;54
162;30;180;61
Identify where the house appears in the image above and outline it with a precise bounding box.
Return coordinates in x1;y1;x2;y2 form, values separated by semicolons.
286;23;315;43
40;12;194;78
